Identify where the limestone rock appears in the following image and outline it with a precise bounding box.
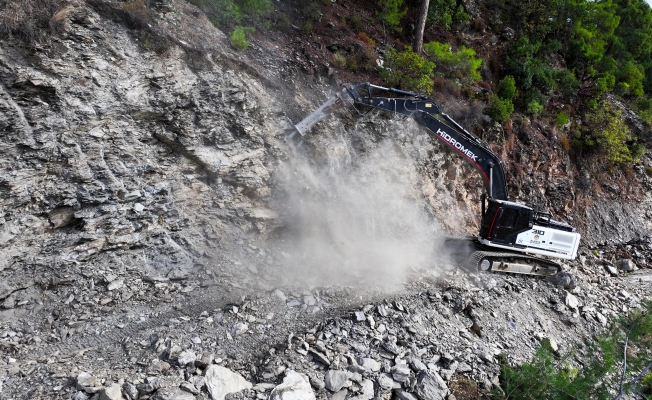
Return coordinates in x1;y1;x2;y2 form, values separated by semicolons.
204;365;252;400
269;370;316;400
415;370;448;400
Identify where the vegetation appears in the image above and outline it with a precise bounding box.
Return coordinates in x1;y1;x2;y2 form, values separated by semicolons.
423;41;482;82
571;101;645;163
426;0;469;31
495;301;652;399
486;95;514;122
188;0;271;50
376;0;407;31
0;0;67;44
230;26;254;50
380;46;435;94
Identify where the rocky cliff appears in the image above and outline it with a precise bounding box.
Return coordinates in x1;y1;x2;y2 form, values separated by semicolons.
0;1;651;399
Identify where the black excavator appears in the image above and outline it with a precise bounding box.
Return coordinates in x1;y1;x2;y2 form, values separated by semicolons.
290;83;581;276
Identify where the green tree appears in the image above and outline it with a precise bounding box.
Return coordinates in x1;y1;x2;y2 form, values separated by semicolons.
423;41;482;81
497;75;517;101
610;0;652;92
485;95;514;122
377;0;407;30
426;0;468;31
380;46;435;94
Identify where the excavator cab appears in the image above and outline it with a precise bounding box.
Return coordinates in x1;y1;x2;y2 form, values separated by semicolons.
478;198;580;260
479;199;533;244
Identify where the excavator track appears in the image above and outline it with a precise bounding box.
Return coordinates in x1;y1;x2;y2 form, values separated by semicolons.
466;250;561;276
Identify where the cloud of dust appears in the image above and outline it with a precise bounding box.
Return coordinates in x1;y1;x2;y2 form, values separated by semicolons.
271;138;443;289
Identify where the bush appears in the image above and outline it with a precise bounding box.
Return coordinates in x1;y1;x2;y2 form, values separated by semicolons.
237;0;271;18
302;2;321;21
230;26;254;50
580;100;645;163
423;41;482;82
332;53;346;68
358;32;375;46
0;0;67;44
376;0;406;30
486;95;514;122
380;46;435;94
497;75;517;101
426;0;469;31
349;15;363;31
556;112;569;127
494;301;652;400
274;12;290;31
527;100;544;115
302;21;313;34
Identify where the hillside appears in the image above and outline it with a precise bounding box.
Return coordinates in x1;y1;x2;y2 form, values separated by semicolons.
0;0;651;399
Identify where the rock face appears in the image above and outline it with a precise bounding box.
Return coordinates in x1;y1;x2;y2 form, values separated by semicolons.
0;1;651;400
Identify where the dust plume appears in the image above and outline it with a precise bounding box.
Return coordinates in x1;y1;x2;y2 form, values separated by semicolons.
271;137;443;289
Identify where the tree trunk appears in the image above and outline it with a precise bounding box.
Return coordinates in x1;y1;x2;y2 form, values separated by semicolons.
413;0;430;54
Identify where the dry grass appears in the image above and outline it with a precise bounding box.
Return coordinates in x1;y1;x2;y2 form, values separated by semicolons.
0;0;68;44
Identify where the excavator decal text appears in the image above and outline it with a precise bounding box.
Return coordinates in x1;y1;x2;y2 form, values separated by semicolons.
436;128;478;162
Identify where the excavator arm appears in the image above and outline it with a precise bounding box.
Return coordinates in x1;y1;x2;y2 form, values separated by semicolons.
293;83;509;201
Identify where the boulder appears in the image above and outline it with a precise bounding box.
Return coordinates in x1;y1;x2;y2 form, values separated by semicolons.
204;365;252;400
269;370;316;400
415;370;448;400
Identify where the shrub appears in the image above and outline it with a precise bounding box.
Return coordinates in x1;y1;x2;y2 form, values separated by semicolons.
494;301;652;400
497;75;517;100
423;41;482;82
346;54;359;72
0;0;67;44
237;0;272;18
380;46;435;94
426;0;469;31
302;21;313;34
274;12;290;31
358;32;375;46
560;135;571;151
554;69;580;95
556;112;569;127
616;61;645;97
230;26;254;50
486;95;514;122
332;53;346;68
581;100;644;163
377;0;406;30
349;15;363;31
302;2;321;21
527;100;544;115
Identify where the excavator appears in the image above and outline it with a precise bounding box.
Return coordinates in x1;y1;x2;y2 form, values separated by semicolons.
289;83;581;277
